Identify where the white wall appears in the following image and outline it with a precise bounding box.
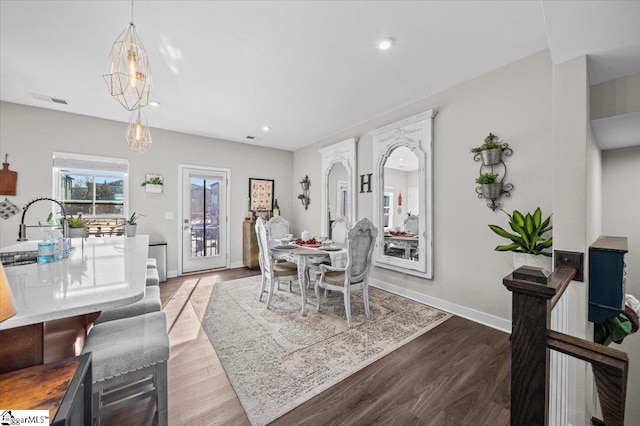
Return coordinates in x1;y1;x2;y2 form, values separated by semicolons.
293;50;553;326
0;102;294;274
602;145;640;425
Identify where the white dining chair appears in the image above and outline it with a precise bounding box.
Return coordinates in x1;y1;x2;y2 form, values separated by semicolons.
266;216;289;239
330;216;350;244
404;214;419;235
255;217;298;308
314;217;378;327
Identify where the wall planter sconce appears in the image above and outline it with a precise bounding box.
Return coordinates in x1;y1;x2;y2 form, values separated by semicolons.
141;174;163;193
471;133;514;211
298;175;310;209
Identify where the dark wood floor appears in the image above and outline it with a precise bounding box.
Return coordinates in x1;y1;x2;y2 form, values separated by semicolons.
271;314;510;425
107;267;511;425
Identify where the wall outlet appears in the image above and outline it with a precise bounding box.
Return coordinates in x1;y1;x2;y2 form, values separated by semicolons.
165;212;174;220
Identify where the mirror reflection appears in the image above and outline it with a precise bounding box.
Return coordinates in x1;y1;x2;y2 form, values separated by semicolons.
327;162;349;237
319;137;357;240
382;146;419;262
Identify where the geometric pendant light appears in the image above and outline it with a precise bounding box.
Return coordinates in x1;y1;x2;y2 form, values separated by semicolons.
126;108;152;153
104;2;153;111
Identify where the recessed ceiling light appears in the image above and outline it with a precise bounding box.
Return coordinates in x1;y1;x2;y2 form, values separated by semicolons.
378;38;394;50
149;100;161;107
262;126;271;132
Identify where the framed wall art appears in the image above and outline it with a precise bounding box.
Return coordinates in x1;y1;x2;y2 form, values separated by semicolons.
248;178;274;211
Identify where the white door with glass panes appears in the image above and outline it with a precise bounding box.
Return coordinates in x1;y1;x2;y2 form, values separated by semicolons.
181;166;229;273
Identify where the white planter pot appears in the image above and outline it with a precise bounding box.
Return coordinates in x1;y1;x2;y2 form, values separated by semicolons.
125;224;137;237
513;252;552;272
68;227;88;238
145;184;163;193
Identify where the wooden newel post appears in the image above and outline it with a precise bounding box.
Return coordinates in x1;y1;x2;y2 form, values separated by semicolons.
503;266;557;426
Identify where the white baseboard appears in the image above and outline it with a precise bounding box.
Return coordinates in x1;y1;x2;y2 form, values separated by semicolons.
229;261;245;269
369;278;511;333
167;270;178;279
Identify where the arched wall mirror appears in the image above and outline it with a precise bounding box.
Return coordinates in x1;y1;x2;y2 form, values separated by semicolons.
319;137;358;238
370;110;436;279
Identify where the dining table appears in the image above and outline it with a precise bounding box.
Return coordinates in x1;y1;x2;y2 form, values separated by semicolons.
270;241;346;315
384;234;419;259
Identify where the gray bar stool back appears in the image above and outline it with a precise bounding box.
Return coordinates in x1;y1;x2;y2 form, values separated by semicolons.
82;311;170;425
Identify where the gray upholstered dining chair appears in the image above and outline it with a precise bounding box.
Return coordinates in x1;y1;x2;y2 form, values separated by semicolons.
314;217;378;327
330;216;350;244
255;217;298;308
308;216;351;292
266;215;289;239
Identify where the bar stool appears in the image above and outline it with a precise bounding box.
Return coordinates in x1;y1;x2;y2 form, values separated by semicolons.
93;286;161;325
147;258;157;269
82;311;169;425
146;268;160;287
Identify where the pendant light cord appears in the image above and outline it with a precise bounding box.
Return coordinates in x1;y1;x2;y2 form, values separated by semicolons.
130;0;134;24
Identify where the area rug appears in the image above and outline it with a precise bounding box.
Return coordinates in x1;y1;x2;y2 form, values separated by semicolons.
190;276;451;425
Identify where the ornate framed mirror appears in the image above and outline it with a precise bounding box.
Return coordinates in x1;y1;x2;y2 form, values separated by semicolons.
370;110;436;279
319;137;358;238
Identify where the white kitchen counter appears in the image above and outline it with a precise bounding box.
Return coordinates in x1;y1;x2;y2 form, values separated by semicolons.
0;235;149;330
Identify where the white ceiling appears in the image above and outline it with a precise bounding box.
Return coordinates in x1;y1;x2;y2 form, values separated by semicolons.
384;146;419;172
1;1;639;152
592;112;640;150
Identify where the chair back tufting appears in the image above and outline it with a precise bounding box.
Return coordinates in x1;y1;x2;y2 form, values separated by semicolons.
266;216;289;239
346;218;377;282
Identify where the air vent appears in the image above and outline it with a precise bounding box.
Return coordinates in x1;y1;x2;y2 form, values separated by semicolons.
30;92;69;105
246;135;256;140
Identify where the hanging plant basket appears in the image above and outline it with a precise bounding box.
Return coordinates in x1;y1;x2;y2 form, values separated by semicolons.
481;183;503;199
479;148;503;166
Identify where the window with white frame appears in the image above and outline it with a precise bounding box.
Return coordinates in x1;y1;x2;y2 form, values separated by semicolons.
52;152;129;218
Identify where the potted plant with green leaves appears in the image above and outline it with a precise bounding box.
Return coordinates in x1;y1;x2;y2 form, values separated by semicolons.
471;133;508;166
488;207;553;270
68;214;89;238
141;176;163;193
475;172;502;199
124;212;144;237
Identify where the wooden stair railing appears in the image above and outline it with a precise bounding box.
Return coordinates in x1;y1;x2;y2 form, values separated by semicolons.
503;264;628;426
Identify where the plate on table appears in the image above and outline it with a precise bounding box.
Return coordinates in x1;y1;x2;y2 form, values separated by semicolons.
320;246;342;252
300;243;321;248
273;244;297;249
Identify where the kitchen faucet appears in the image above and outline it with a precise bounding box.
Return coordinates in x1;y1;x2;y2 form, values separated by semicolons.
18;197;68;241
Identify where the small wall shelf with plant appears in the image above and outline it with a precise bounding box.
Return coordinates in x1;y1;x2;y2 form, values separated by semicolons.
141;174;163;193
471;133;514;211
